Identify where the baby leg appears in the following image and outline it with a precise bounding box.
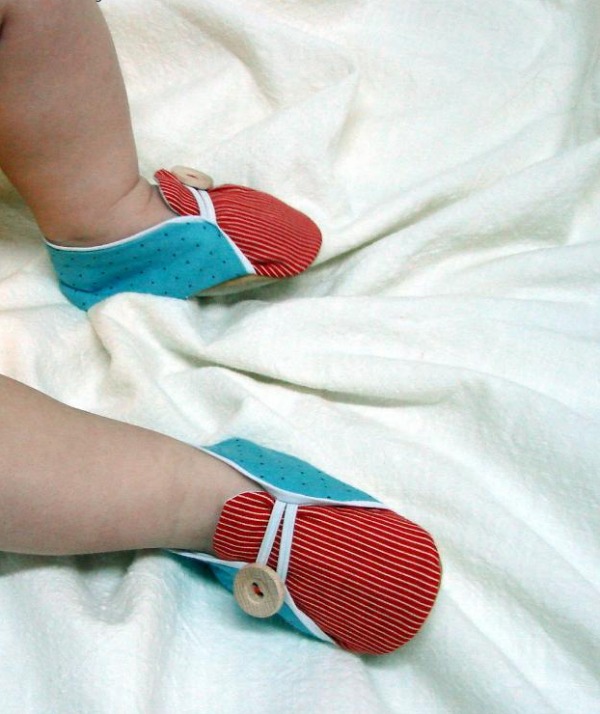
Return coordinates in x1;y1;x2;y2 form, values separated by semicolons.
0;0;173;247
0;374;258;555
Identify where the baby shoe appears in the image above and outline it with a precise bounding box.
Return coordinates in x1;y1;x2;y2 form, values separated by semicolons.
170;438;442;656
45;167;321;310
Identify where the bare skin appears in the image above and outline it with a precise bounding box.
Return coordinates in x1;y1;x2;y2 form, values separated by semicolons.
0;0;260;556
0;0;174;246
0;375;259;556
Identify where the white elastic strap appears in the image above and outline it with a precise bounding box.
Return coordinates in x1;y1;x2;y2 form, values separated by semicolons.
191;188;217;223
276;504;298;581
43;216;197;252
256;499;286;566
255;500;299;584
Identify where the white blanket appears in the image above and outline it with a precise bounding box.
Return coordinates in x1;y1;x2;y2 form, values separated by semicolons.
1;1;599;712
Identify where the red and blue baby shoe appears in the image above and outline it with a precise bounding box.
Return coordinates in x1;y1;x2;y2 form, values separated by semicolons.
171;438;442;656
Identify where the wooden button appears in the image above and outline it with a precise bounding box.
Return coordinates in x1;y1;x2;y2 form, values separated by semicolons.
233;564;285;618
170;165;214;189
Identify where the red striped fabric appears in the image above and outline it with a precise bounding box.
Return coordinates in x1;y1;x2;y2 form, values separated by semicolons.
213;491;442;655
154;170;321;279
155;169;201;216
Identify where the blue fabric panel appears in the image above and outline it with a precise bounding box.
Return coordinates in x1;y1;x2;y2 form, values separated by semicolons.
206;438;378;503
46;218;248;310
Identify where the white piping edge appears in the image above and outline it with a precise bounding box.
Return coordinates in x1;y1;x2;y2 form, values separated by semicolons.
43;216;205;252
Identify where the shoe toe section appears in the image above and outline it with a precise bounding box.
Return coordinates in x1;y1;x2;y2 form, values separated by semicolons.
208;185;322;279
155;169;321;280
285;504;442;655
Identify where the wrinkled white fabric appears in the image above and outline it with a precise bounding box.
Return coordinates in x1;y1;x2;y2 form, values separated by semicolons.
1;1;599;712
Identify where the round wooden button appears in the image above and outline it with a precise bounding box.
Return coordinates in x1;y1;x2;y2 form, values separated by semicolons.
233;564;286;618
170;165;214;189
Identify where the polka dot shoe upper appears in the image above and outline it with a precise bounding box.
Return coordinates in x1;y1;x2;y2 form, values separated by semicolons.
170;439;442;656
45;169;321;310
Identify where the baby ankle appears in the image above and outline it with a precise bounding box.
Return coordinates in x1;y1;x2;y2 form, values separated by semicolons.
45;180;175;248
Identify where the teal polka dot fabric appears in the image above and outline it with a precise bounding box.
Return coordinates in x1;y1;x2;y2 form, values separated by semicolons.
45;217;250;310
205;438;378;504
